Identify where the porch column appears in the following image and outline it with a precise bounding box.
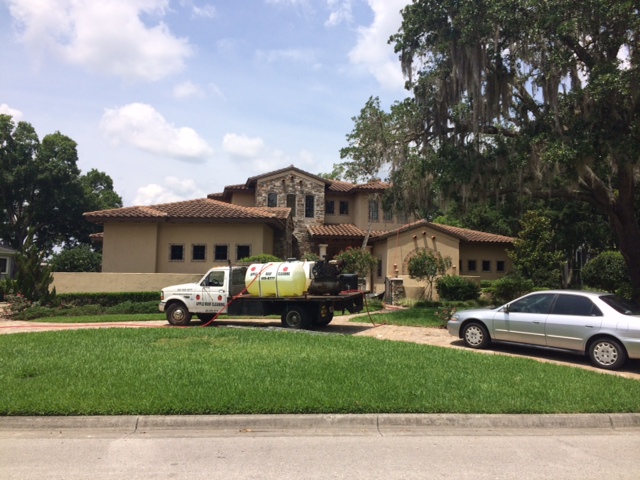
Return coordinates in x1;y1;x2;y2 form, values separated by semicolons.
319;244;328;259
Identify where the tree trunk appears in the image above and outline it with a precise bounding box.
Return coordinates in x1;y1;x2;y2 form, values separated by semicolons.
609;166;640;302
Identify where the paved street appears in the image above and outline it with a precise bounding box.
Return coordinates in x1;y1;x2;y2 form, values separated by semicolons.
2;419;640;480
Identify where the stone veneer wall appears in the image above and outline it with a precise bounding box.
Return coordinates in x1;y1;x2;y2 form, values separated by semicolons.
255;173;325;257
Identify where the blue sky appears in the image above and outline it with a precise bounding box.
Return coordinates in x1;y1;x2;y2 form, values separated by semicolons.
1;0;410;206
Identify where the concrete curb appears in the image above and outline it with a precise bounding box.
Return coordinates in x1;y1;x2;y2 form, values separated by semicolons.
2;413;640;432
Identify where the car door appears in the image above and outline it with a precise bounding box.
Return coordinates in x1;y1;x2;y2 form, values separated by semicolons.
493;293;556;346
544;294;603;351
199;270;228;313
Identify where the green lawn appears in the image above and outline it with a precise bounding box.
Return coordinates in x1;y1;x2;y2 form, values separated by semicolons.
1;327;639;416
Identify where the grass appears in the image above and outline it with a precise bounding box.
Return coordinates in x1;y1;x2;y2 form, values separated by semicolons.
1;327;639;416
353;306;445;328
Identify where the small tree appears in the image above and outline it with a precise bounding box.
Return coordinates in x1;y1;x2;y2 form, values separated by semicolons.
50;245;102;272
14;231;54;303
508;211;564;288
407;249;452;300
334;247;379;279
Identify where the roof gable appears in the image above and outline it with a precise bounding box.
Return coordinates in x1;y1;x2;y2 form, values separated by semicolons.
373;219;514;244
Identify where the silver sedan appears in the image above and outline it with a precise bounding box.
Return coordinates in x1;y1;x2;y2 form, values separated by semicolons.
447;290;640;370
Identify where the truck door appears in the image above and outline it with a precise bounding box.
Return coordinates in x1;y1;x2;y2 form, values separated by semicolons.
200;270;228;313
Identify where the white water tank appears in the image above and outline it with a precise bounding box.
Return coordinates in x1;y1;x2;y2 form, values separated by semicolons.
244;261;312;297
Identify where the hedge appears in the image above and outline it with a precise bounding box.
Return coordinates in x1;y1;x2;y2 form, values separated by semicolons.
56;292;160;307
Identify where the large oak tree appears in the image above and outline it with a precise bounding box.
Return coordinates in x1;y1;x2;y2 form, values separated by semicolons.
342;0;640;298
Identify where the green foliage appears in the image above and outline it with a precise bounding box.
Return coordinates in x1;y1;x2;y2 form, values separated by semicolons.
341;0;640;299
491;274;534;304
334;246;379;278
14;231;54;303
239;254;282;264
508;211;564;288
50;245;102;272
435;275;480;301
0;115;121;252
301;252;321;262
407;249;452;300
581;251;631;294
0;278;15;301
433;305;457;328
56;291;160;307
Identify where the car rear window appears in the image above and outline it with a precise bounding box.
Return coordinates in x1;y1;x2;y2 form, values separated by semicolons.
599;295;640;315
550;295;602;316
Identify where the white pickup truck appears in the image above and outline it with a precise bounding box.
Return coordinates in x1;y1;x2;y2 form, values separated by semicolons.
159;262;364;329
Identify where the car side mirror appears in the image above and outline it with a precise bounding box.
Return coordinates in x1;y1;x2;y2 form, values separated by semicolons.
502;304;510;313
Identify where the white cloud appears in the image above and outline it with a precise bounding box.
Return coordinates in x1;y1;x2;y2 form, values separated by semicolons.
325;0;353;27
0;104;24;121
222;133;265;158
100;103;214;162
7;0;192;82
255;48;319;66
173;80;205;99
348;0;407;90
133;176;205;205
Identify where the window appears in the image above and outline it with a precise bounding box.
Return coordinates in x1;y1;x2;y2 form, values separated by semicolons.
286;194;296;217
325;200;335;215
305;195;315;218
551;295;602;316
482;260;491;272
170;245;184;261
339;200;349;215
508;293;555;314
267;192;277;207
0;258;7;274
467;260;477;272
237;245;251;261
377;258;383;277
383;208;393;221
368;199;379;221
203;270;225;287
214;244;228;261
192;244;206;261
496;260;505;272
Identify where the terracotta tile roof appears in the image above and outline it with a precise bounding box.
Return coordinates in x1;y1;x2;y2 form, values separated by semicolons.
327;180;356;193
352;181;390;191
375;219;514;244
84;198;291;225
307;224;387;239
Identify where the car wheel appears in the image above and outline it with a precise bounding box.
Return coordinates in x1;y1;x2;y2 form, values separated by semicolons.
588;338;627;370
167;303;192;326
462;322;490;349
281;306;310;329
313;304;334;327
197;314;215;324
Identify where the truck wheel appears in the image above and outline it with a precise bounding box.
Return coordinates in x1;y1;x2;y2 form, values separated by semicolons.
314;304;334;327
167;303;192;326
281;306;310;329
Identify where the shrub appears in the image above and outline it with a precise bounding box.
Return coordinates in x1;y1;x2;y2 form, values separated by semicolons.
334;247;378;278
434;305;457;328
580;251;630;294
435;275;480;301
239;254;282;264
491;274;534;304
56;292;160;307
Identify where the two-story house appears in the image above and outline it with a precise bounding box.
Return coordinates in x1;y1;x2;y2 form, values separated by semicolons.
84;165;513;298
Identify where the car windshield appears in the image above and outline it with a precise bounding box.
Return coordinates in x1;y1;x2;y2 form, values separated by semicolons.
599;295;640;315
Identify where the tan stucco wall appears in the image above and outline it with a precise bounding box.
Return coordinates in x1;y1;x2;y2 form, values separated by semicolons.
230;191;255;207
459;243;513;280
52;272;202;293
155;223;276;273
324;193;355;224
101;221;278;274
102;223;159;273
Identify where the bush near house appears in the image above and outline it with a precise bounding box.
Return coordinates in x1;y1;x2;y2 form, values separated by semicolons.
435;275;480;301
581;251;631;295
489;273;534;304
